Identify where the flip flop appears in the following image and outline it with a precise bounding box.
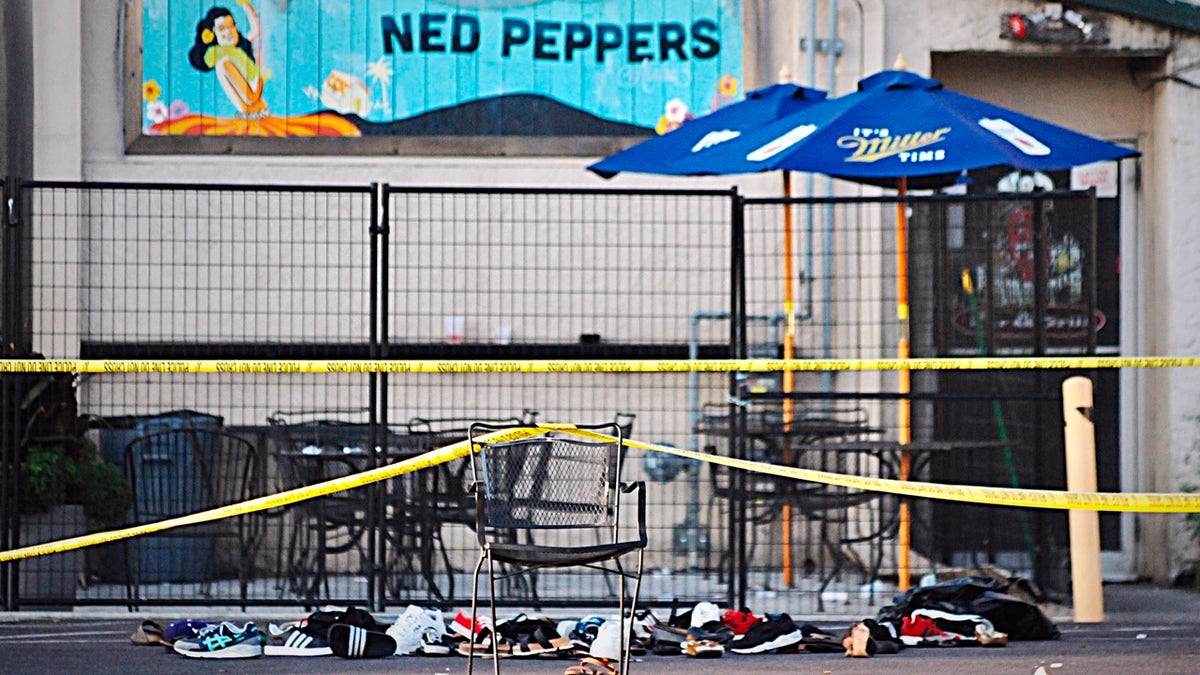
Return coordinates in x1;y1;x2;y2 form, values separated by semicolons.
564;656;619;675
651;623;688;655
682;637;724;658
130;620;165;646
456;639;513;659
328;623;396;659
511;628;573;657
975;624;1009;647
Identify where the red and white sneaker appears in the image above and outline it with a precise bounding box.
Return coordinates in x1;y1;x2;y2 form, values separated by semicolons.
720;608;761;635
449;611;492;645
899;614;961;646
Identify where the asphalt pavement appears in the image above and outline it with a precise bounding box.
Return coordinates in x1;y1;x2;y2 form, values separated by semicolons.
2;583;1199;674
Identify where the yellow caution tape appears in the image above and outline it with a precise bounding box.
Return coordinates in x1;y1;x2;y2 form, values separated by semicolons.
568;428;1200;514
0;425;545;563
1;356;1199;374
6;423;1200;563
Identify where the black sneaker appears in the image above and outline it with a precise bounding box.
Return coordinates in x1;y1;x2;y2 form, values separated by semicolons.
729;613;804;654
691;620;734;644
305;606;384;638
264;623;333;656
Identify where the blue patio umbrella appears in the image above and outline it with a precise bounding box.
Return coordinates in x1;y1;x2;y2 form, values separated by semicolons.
684;69;1139;188
697;67;1140;591
590;81;830;590
590;66;1140;590
588;81;833;380
588;82;828;178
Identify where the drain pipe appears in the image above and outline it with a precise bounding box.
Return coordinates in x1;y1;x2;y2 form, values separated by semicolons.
804;0;819;336
821;0;840;393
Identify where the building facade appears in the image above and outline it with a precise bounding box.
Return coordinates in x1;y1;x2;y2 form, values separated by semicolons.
6;0;1200;585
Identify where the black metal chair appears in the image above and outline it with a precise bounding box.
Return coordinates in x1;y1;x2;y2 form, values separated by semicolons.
267;417;374;603
122;427;263;609
382;415;525;603
465;421;646;675
697;400;893;603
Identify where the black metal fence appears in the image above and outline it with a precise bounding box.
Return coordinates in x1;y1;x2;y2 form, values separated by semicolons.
0;179;1103;613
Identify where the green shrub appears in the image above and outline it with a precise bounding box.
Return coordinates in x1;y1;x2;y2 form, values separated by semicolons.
13;437;132;527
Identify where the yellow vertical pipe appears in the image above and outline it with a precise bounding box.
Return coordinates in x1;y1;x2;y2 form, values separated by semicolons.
896;176;912;591
781;171;795;588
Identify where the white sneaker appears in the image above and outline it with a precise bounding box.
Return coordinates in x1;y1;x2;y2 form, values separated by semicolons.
690;601;722;628
420;607;446;637
589;620;623;661
417;607;451;655
386;605;426;655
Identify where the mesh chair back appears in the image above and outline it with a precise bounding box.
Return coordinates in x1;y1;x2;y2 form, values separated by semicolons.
479;437;616;530
126;427;259;522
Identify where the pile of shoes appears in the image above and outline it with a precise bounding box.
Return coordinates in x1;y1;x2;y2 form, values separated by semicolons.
130;618;265;659
127;589;1020;667
128;606;399;660
640;601;795;657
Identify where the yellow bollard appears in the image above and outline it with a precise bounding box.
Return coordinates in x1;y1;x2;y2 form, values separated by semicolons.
1062;376;1104;622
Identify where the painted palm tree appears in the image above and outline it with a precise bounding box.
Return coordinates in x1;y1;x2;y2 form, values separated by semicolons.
366;56;394;118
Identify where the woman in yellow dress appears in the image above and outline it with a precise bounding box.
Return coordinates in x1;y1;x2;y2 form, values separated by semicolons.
187;1;268;118
162;0;358;136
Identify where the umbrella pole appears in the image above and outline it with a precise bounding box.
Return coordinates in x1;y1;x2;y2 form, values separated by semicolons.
896;176;913;591
781;170;795;588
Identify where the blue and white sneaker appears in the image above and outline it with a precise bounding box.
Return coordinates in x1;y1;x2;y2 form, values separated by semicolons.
174;621;264;659
264;622;333;656
170;621;225;651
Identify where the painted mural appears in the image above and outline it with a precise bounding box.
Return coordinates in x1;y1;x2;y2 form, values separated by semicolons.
140;0;744;140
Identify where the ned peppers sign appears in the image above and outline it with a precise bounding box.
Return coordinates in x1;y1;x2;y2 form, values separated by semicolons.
138;0;743;142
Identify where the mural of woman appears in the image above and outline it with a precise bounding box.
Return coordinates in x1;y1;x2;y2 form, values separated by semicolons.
149;0;359;137
188;1;268;117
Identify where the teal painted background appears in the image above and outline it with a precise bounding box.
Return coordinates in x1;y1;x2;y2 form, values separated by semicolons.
141;0;744;136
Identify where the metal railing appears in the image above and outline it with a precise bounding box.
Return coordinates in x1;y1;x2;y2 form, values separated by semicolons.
0;179;1099;610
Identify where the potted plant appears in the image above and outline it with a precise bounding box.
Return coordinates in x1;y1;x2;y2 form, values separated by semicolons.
5;371;133;603
17;435;132;528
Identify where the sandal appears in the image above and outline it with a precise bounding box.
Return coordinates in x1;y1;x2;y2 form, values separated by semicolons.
130;620;166;646
975;624;1009;647
328;623;397;659
682;637;724;658
511;628;573;657
564;656;618;675
456;639;513;659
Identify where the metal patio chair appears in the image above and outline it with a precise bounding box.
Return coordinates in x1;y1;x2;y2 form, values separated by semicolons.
123;427;263;610
465;421;646;675
267;417;374;604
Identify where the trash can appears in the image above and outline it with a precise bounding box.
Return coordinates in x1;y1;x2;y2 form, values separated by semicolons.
95;411;223;583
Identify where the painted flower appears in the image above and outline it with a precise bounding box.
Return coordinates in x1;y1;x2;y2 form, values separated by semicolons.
168;100;190;119
718;74;739;97
146;100;168;124
142;80;162;102
664;98;690;124
656;111;694;135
